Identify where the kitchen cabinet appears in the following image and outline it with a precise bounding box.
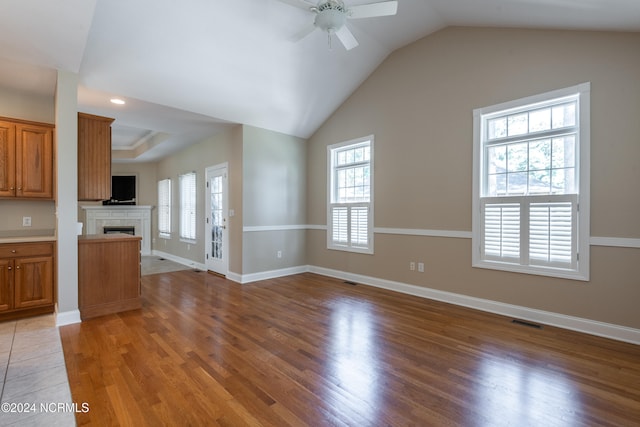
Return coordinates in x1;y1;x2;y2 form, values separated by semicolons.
0;241;55;320
78;233;141;319
78;112;115;201
0;118;54;199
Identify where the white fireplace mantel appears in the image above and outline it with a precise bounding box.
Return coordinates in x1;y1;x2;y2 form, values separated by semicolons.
82;205;154;255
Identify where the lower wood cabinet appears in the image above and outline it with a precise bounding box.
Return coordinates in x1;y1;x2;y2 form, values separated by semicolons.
0;242;55;320
78;234;141;320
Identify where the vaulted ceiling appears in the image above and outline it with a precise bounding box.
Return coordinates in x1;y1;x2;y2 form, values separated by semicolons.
1;0;639;161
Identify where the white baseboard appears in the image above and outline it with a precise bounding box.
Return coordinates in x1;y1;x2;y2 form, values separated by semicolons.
226;271;243;283
238;266;308;284
307;265;640;345
56;309;81;327
151;250;206;271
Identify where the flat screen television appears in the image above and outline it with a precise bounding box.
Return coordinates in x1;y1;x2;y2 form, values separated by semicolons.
103;175;136;205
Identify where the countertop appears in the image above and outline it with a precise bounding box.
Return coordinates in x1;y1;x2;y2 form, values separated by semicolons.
78;233;142;244
0;229;56;244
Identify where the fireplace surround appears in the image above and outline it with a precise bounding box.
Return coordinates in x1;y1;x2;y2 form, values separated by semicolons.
82;205;153;255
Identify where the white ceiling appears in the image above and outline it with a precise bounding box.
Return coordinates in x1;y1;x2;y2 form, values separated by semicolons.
0;0;639;162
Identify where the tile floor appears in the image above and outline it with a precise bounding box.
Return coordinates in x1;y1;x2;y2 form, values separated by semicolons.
0;314;75;426
141;255;190;275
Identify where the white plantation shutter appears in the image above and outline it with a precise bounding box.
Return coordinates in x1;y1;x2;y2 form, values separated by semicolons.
332;207;348;245
529;199;576;268
350;206;369;247
180;172;196;241
483;203;520;259
329;205;371;249
158;179;171;237
481;197;576;268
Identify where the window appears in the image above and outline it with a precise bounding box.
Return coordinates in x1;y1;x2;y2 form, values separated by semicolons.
327;136;374;253
472;83;590;280
179;172;197;242
157;178;171;238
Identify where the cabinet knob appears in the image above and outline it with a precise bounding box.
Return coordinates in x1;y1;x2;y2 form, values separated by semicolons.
15;266;20;270
11;250;16;253
7;266;11;271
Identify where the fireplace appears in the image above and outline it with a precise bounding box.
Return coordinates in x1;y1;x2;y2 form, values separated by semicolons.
83;205;153;255
103;226;135;235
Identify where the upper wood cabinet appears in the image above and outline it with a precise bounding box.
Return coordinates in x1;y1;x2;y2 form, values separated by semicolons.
78;112;115;201
0;118;54;199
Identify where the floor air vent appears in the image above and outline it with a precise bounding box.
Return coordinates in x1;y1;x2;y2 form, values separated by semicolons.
512;319;542;329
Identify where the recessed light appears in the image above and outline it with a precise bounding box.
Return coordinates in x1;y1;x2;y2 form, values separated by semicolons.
110;98;126;105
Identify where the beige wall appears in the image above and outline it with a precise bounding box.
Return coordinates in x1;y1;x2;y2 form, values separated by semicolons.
0;88;56;237
306;27;640;329
0;86;54;124
0;200;56;234
155;126;241;269
242;125;307;274
228;125;244;275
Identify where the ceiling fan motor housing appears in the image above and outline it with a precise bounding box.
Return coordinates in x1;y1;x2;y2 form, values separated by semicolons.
314;0;347;32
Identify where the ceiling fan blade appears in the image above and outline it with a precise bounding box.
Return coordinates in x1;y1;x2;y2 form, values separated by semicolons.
291;23;317;42
348;1;398;19
335;25;359;50
275;0;316;12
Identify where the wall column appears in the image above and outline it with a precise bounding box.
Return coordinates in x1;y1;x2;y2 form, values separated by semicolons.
55;70;81;325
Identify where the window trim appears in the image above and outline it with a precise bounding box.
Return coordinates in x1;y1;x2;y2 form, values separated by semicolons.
327;135;375;254
472;83;590;281
179;171;197;243
157;178;172;239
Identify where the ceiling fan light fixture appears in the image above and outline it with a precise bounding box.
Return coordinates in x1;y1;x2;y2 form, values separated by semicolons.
279;0;397;50
315;8;347;33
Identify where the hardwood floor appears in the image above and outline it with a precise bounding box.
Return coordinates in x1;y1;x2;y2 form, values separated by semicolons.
59;271;640;426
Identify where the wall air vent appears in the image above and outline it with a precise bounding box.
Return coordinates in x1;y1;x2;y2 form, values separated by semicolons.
512;319;543;329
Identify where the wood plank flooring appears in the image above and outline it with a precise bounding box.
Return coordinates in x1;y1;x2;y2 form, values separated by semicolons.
59;271;640;426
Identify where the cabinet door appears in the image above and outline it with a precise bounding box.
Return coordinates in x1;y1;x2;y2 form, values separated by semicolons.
15;124;53;199
0;121;16;197
14;256;53;309
0;259;13;312
78;113;114;201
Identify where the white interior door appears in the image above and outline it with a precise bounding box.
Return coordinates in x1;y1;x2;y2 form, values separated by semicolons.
205;163;228;276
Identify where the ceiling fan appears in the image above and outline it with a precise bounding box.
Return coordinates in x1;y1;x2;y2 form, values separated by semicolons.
277;0;398;50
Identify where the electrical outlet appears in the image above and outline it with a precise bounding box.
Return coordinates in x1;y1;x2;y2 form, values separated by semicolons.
409;261;415;271
418;262;425;273
277;250;282;258
22;216;32;227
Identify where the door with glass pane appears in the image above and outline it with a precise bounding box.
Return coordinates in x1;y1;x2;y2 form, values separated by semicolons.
205;164;228;276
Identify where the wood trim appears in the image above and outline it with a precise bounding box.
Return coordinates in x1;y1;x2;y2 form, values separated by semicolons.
0;116;54;128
